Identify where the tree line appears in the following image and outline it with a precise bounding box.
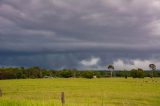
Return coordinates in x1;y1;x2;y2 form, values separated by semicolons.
0;65;160;79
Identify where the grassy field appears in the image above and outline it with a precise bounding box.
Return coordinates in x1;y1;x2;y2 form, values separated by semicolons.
0;78;160;106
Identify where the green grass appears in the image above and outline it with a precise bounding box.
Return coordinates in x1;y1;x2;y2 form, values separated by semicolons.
0;78;160;106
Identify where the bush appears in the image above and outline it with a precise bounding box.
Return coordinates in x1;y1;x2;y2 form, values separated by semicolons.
81;71;94;79
94;71;101;78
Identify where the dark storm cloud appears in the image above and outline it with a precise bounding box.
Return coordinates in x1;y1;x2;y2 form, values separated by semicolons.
1;0;160;69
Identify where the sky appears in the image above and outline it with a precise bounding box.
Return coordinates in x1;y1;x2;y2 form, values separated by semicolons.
0;0;160;70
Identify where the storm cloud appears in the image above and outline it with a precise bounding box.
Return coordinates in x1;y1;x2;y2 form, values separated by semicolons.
0;0;160;70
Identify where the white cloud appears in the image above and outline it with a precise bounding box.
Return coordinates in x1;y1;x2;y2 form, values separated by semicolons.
80;57;100;66
113;59;160;70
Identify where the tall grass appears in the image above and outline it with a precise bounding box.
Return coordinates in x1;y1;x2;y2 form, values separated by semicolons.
0;78;160;106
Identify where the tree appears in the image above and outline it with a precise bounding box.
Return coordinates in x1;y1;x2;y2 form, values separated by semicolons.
149;64;156;78
60;69;73;78
107;65;114;77
130;68;144;78
27;66;42;78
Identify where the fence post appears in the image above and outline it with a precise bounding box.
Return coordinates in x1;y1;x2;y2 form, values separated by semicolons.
101;96;104;106
0;89;2;97
61;92;65;106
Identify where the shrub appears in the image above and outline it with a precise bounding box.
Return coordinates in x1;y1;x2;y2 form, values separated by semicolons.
81;71;94;79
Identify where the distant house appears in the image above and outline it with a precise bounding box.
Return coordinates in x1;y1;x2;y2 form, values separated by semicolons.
93;75;97;78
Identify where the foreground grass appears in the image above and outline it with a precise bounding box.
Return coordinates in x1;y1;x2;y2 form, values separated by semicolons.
0;78;160;106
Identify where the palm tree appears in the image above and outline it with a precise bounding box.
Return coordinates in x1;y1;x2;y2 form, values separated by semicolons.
149;64;156;78
108;65;114;77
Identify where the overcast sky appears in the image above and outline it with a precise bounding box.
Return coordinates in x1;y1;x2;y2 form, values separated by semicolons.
1;0;160;70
